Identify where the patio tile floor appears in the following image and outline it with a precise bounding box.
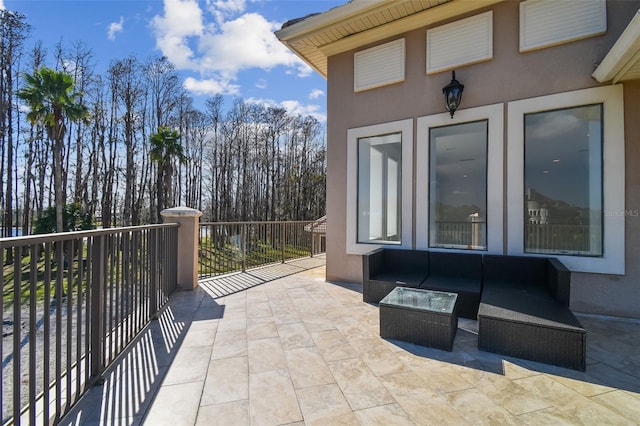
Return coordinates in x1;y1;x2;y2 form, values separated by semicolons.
61;257;640;425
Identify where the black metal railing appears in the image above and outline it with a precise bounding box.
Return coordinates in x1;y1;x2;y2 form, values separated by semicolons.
431;221;487;249
525;223;602;255
198;221;324;277
1;224;178;425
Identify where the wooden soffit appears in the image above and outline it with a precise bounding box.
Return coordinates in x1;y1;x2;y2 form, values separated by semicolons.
275;0;505;78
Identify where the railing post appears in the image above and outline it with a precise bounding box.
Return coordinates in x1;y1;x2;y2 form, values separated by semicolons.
90;235;105;384
241;223;247;272
310;222;315;258
161;207;202;290
281;223;286;264
149;229;158;319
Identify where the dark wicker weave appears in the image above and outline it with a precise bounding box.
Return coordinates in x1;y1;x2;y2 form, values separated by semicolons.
380;288;458;351
478;255;587;371
362;248;429;303
419;251;482;319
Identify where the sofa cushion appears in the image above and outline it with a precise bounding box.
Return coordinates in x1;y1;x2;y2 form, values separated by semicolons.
483;255;547;289
371;269;427;288
479;288;585;333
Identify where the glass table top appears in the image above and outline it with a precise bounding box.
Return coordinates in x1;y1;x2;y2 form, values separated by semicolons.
380;287;457;313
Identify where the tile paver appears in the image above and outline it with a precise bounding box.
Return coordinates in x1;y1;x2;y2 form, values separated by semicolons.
61;256;640;425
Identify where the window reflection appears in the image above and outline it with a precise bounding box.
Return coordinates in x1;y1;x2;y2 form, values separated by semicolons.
429;121;488;250
524;104;603;256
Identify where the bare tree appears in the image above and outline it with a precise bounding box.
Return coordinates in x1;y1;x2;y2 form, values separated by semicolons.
0;10;29;261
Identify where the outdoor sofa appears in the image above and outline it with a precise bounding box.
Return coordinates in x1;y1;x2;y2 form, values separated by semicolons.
363;248;587;370
478;255;587;371
362;248;429;303
362;249;482;319
418;251;482;319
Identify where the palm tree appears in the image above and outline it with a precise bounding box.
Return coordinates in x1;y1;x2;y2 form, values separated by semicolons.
17;67;89;233
150;127;185;220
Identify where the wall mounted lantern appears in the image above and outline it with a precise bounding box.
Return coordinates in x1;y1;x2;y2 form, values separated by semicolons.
442;71;464;118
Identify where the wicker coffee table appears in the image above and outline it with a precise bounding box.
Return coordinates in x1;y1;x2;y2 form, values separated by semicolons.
379;287;458;351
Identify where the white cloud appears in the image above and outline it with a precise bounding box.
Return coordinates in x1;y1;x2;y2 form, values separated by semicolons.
280;100;324;121
247;97;326;123
198;13;299;74
151;0;204;68
207;0;246;27
213;0;245;13
256;78;267;89
151;0;311;97
309;89;324;100
0;0;5;10
107;17;124;41
184;76;240;96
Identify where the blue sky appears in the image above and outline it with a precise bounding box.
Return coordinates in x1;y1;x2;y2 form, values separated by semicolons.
1;0;345;122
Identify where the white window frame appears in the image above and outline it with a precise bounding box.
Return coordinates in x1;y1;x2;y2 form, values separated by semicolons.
347;119;413;254
416;103;504;253
507;85;625;274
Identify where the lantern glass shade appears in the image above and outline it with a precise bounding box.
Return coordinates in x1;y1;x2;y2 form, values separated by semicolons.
442;71;464;118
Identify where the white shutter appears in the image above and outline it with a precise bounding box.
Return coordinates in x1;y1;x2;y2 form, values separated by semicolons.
520;0;607;52
354;38;405;92
426;11;493;75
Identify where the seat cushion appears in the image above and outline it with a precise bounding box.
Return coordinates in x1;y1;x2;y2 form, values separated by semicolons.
421;276;481;295
371;270;428;288
479;287;585;332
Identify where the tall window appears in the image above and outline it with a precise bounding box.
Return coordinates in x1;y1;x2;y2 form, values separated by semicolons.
507;86;623;274
357;133;402;244
524;104;603;256
429;121;488;250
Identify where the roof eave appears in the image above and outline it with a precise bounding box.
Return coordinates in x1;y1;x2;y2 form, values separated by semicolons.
275;0;505;79
593;10;640;84
275;0;388;42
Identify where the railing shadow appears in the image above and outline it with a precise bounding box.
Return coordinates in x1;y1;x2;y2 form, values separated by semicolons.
58;256;327;425
198;254;326;298
58;297;225;425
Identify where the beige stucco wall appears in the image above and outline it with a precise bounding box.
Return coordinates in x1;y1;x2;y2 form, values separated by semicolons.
571;80;640;317
325;0;640;318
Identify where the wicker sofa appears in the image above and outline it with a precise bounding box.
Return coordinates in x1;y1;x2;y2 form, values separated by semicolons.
478;255;587;371
362;248;429;303
363;249;587;370
418;251;482;319
362;249;482;318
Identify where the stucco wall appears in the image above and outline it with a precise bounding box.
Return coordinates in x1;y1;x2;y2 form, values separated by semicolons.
325;0;640;318
571;80;640;318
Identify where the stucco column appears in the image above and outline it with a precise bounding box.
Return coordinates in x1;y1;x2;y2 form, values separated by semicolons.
161;206;202;291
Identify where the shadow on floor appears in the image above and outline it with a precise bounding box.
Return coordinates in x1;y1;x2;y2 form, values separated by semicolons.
59;256;326;425
380;311;640;395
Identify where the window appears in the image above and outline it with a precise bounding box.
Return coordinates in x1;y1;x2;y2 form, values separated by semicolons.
417;104;503;253
357;133;402;244
347;119;413;254
524;105;602;256
429;121;488;250
507;85;624;274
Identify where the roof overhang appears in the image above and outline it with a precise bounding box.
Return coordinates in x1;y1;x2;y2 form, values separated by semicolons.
275;0;505;78
593;9;640;83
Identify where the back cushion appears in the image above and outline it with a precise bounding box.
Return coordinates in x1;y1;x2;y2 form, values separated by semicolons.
383;249;428;272
429;252;482;280
483;255;547;288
